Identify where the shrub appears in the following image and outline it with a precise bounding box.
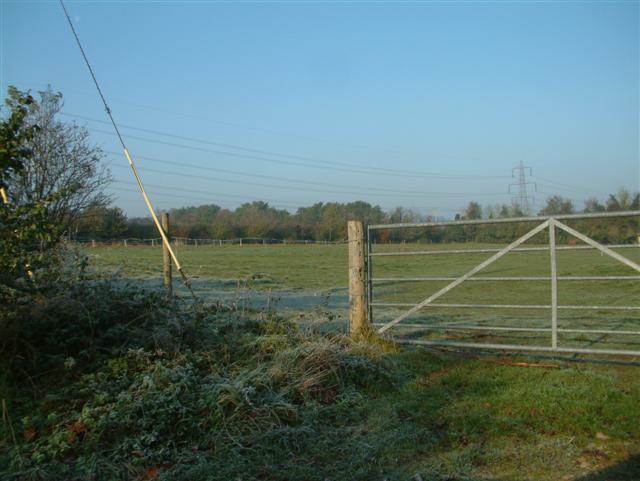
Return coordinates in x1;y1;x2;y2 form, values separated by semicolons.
1;257;392;481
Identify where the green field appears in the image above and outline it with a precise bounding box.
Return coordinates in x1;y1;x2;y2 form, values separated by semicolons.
87;241;640;293
88;243;349;290
88;241;640;354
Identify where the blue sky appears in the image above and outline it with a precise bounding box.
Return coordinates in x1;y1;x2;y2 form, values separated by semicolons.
1;1;638;217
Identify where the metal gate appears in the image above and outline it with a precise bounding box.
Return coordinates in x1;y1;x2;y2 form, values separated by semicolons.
366;211;640;356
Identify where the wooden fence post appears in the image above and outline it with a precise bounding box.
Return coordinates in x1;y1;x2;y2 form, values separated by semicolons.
162;213;172;296
348;220;368;336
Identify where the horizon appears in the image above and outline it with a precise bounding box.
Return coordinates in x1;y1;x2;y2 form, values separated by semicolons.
2;1;638;218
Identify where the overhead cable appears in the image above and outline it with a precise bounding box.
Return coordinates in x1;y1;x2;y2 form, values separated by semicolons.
59;0;194;295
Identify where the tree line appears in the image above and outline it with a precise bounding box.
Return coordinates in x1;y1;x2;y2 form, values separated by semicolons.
73;189;639;245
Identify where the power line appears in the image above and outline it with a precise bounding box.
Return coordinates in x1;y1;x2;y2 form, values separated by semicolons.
532;176;604;197
58;4;126;150
103;152;508;197
113;181;305;208
59;0;194;294
92;127;422;178
63;112;510;180
107;160;508;199
112;184;461;213
67;111;619;200
112;186;302;210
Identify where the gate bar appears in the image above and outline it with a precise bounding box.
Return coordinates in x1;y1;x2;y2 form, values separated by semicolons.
377;220;550;333
371;324;640;336
371;244;638;257
366;225;373;326
370;302;640;310
554;220;640;273
372;276;640;282
549;219;558;349
397;339;640;357
369;210;640;230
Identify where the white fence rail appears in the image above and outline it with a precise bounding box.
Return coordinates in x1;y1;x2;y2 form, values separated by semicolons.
75;237;349;247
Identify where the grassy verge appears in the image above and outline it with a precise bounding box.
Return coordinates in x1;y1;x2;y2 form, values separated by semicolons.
2;309;639;479
3;246;639;480
360;349;640;480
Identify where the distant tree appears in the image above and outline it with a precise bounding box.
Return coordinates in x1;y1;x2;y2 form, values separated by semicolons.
464;201;482;220
485;204;497;219
510;203;525;217
3;86;110;232
170;204;221;226
387;206;422;242
343;201;385;225
388;206;421;224
74;204;127;240
606;188;639;212
485;203;523;220
538;195;574;216
583;197;605;213
124;217;155;239
210;209;236;239
186;223;212;239
319;203;345;241
295;203;324;240
235;201;290;238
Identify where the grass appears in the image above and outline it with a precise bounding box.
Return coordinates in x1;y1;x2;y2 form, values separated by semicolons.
358;348;640;481
86;241;640;295
3;241;640;480
87;240;640;352
87;243;348;290
5;319;640;480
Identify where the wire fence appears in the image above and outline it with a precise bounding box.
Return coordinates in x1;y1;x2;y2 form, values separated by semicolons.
74;237;350;247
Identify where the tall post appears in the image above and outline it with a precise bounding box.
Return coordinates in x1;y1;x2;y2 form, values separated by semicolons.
366;225;373;326
348;220;368;336
162;213;172;296
549;219;558;350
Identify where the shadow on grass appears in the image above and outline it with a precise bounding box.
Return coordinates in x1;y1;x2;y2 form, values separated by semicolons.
442;347;640;367
367;346;640;481
573;455;640;481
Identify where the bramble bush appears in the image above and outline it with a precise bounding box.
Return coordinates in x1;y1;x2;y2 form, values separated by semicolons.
0;85;392;481
1;249;393;481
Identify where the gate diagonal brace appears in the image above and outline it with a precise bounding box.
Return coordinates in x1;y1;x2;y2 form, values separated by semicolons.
377;220;551;334
552;219;640;273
